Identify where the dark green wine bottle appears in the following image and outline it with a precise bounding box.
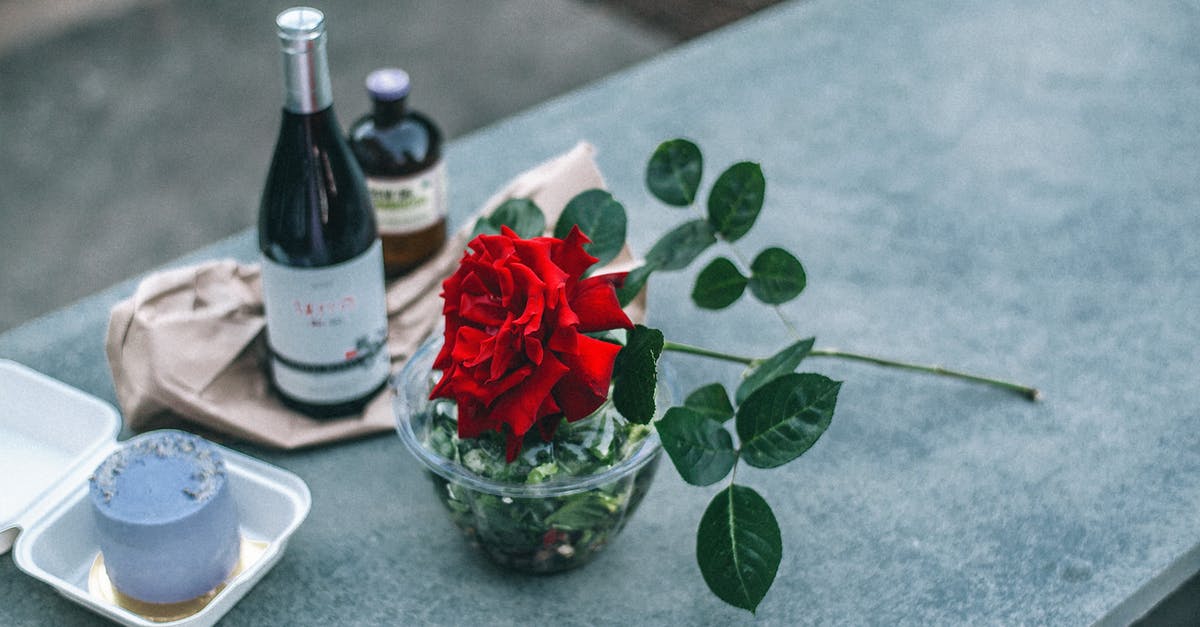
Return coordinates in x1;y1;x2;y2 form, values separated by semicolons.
258;7;389;418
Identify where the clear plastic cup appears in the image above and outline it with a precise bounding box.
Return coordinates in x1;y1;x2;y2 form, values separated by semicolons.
394;335;671;573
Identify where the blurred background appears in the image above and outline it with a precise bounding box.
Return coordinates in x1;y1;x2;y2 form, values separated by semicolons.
0;0;783;333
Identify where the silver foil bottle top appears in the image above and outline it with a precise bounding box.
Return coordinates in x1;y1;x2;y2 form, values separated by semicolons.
276;7;332;114
276;7;324;40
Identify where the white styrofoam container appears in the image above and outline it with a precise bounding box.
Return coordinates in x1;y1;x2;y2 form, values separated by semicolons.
0;360;311;626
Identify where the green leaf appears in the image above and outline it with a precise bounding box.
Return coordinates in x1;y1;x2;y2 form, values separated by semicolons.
706;162;765;242
645;219;716;271
473;198;546;239
684;383;734;423
554;189;627;269
697;484;782;613
470;220;498;239
656;407;737;486
612;325;664;424
646;138;703;206
546;493;617;530
736;372;841;469
735;337;815;404
748;247;806;304
692;257;747;309
615;264;654;307
525;462;560;484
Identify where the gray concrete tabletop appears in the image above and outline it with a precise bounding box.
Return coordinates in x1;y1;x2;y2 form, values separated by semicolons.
3;0;1199;624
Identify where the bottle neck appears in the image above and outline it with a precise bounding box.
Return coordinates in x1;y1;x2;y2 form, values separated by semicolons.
372;97;408;127
280;33;332;114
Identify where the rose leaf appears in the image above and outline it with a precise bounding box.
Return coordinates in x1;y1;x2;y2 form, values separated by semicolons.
657;407;737;486
684;382;735;423
736;372;840;469
706;162;765;242
696;484;782;613
612;324;664;424
735;337;815;404
615;264;655;307
470;219;498;239
555;189;628;269
545;493;617;530
474;198;546;239
692;256;747;310
645;219;717;271
748;247;806;304
646;138;703;206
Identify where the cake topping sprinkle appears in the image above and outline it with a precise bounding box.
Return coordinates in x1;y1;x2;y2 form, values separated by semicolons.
90;432;226;505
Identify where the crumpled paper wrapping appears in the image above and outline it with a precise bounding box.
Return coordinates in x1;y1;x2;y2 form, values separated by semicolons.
105;141;644;448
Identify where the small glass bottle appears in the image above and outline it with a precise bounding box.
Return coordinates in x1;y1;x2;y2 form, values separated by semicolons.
349;69;447;278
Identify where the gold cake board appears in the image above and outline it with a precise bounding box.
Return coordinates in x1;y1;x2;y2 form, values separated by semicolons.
88;537;267;623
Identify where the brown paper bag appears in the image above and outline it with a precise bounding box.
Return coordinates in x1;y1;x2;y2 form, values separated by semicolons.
105;142;644;448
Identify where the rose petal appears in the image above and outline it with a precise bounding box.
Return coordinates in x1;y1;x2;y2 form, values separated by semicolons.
537;414;564;442
432;329;456;370
552;226;599;279
514;238;568;284
449;327;487;362
547;324;578;354
554;285;580;330
457;398;498;440
459;291;507;327
554;335;622;419
570;273;633;332
494;264;515;310
488;352;569;446
435;361;534;409
459;272;492;301
504;427;523;463
476;231;515;262
483;365;534;404
537;393;561;419
488;320;522;382
508;263;546;332
524;335;544;364
429;367;455;399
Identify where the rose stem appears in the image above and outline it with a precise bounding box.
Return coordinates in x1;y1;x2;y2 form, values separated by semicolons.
661;341;1042;401
807;348;1042;401
662;340;755;365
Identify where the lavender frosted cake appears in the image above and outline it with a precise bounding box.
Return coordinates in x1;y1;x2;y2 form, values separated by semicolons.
89;431;240;604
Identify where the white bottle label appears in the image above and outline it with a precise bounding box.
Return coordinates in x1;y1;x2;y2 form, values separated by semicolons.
260;241;390;405
367;161;446;233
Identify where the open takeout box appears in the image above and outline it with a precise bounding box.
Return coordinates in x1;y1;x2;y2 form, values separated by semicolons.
0;359;311;626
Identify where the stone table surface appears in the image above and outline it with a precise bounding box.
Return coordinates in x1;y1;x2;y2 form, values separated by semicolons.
3;0;1198;624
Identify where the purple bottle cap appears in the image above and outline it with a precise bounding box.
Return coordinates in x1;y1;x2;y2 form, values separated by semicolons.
366;68;411;101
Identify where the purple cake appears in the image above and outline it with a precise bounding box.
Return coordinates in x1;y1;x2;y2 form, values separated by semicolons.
89;431;240;604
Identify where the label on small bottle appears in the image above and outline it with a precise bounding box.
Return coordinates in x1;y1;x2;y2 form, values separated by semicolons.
260;241;390;405
367;161;446;234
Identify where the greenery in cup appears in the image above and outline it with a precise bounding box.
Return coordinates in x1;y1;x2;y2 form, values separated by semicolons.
474;139;1039;612
423;396;651;485
422;394;658;573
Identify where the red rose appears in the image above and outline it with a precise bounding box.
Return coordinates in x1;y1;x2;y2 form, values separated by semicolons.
431;225;633;461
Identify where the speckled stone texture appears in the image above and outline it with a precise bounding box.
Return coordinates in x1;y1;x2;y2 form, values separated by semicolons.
3;0;1199;624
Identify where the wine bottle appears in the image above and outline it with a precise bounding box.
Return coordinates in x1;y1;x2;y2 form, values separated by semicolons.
258;7;389;418
349;68;448;278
